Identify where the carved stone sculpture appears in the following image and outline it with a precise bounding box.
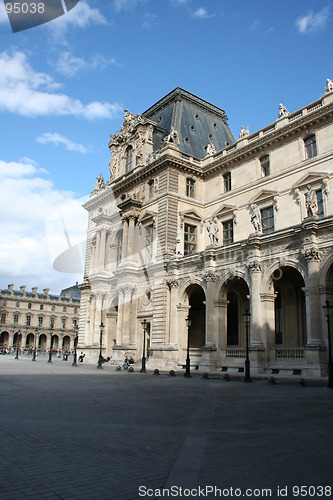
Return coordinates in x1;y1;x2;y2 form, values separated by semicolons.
206;218;219;245
324;78;333;94
206;143;216;156
239;126;249;139
278;103;289;118
93;174;104;192
305;185;318;217
250;204;262;233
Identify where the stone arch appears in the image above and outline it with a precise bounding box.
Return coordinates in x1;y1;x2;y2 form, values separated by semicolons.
26;333;35;348
184;283;206;348
319;253;333;288
216;269;250;301
267;265;306;347
0;331;9;347
38;333;47;350
179;277;206;304
263;259;308;294
62;336;71;350
218;276;250;347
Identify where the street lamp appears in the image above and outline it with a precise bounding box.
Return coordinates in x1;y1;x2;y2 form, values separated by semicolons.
48;325;53;363
15;330;21;360
243;309;252;383
184;316;192;378
97;322;104;369
72;325;78;367
322;300;333;388
32;328;38;361
140;319;148;373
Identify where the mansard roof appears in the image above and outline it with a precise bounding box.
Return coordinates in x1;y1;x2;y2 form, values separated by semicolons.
142;87;236;159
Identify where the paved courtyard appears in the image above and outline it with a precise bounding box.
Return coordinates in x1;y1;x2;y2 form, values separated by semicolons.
0;355;332;500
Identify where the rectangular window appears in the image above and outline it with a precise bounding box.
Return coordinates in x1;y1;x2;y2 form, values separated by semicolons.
184;223;196;256
186;178;195;198
38;316;43;327
145;225;154;263
50;317;55;329
316;190;324;217
63;307;66;313
40;304;43;310
116;232;123;265
223;220;234;245
62;319;66;329
260;155;270;177
1;313;6;324
26;315;31;326
305;135;317;159
13;314;19;324
73;319;78;328
148;180;154;199
223;172;231;192
261;206;274;234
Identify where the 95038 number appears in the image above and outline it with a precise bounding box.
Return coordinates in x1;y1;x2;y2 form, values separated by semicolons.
5;2;45;14
292;486;331;497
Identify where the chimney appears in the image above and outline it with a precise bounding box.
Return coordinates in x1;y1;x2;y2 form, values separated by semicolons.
8;284;14;293
32;287;38;295
20;286;26;294
43;288;49;296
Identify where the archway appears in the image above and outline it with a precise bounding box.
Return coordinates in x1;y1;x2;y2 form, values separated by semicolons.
186;284;206;347
13;331;22;347
63;336;70;350
52;335;59;350
271;266;306;347
0;331;9;347
26;333;35;348
39;334;47;350
221;277;250;347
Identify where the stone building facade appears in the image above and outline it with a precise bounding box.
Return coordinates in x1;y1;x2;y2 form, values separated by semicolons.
79;82;333;377
0;284;80;352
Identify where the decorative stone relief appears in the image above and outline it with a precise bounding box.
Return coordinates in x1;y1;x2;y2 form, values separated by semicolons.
93;174;105;193
305;185;318;217
248;261;263;273
167;279;179;289
303;248;320;262
204;271;216;282
174;233;183;256
163;129;180;147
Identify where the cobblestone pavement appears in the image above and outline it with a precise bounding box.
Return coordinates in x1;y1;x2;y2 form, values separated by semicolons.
1;355;332;500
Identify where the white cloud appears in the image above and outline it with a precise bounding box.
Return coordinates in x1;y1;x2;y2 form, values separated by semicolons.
54;51;118;77
192;8;213;19
36;132;90;154
142;13;157;29
0;159;87;293
296;6;330;34
0;51;122;120
49;0;107;33
0;2;8;24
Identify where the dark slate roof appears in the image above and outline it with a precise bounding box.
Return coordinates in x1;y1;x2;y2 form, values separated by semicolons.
60;282;81;300
142;87;236;159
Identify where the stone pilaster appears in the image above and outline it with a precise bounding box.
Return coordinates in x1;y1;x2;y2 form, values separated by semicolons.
204;272;216;346
303;249;324;346
167;279;179;345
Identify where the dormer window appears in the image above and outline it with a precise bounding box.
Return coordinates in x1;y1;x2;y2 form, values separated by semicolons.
125;145;133;172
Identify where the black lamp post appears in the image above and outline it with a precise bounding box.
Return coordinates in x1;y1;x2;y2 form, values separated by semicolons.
243;309;252;383
184;316;192;378
72;326;78;367
15;330;21;360
140;319;147;373
48;325;53;363
97;322;104;369
32;328;38;361
322;300;333;388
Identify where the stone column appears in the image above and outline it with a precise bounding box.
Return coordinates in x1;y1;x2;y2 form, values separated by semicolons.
127;216;135;258
177;304;190;364
205;273;216;346
121;218;129;260
93;293;104;345
98;229;107;270
260;291;276;363
303;250;324;346
116;288;124;345
249;262;264;348
167;280;179;345
122;287;133;345
93;232;101;270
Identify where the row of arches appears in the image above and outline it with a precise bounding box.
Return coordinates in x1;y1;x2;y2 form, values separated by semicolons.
185;265;307;349
0;332;71;351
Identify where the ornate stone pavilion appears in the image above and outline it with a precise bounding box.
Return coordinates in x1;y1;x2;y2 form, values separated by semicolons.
79;81;333;376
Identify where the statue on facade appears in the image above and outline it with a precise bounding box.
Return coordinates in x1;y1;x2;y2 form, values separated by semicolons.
239;126;250;139
164;129;180;147
325;78;333;94
206;218;219;245
206;143;216;156
305;184;318;217
174;233;183;256
93;174;104;192
250;204;262;233
278;103;289;118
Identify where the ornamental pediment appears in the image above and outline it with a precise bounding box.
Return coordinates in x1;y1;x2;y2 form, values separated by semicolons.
137;210;158;226
179;209;203;222
213;204;237;219
248;190;279;205
292;171;330;191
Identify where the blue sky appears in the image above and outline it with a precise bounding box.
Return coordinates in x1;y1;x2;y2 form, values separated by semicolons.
0;0;332;294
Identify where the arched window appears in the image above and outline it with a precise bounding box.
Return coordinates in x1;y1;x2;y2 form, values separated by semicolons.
125;146;133;172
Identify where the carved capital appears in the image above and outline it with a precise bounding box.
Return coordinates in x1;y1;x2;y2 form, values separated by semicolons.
167;279;179;289
204;271;216;282
248;261;263;273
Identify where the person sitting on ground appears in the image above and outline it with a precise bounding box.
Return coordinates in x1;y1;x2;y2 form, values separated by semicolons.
129;356;134;364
